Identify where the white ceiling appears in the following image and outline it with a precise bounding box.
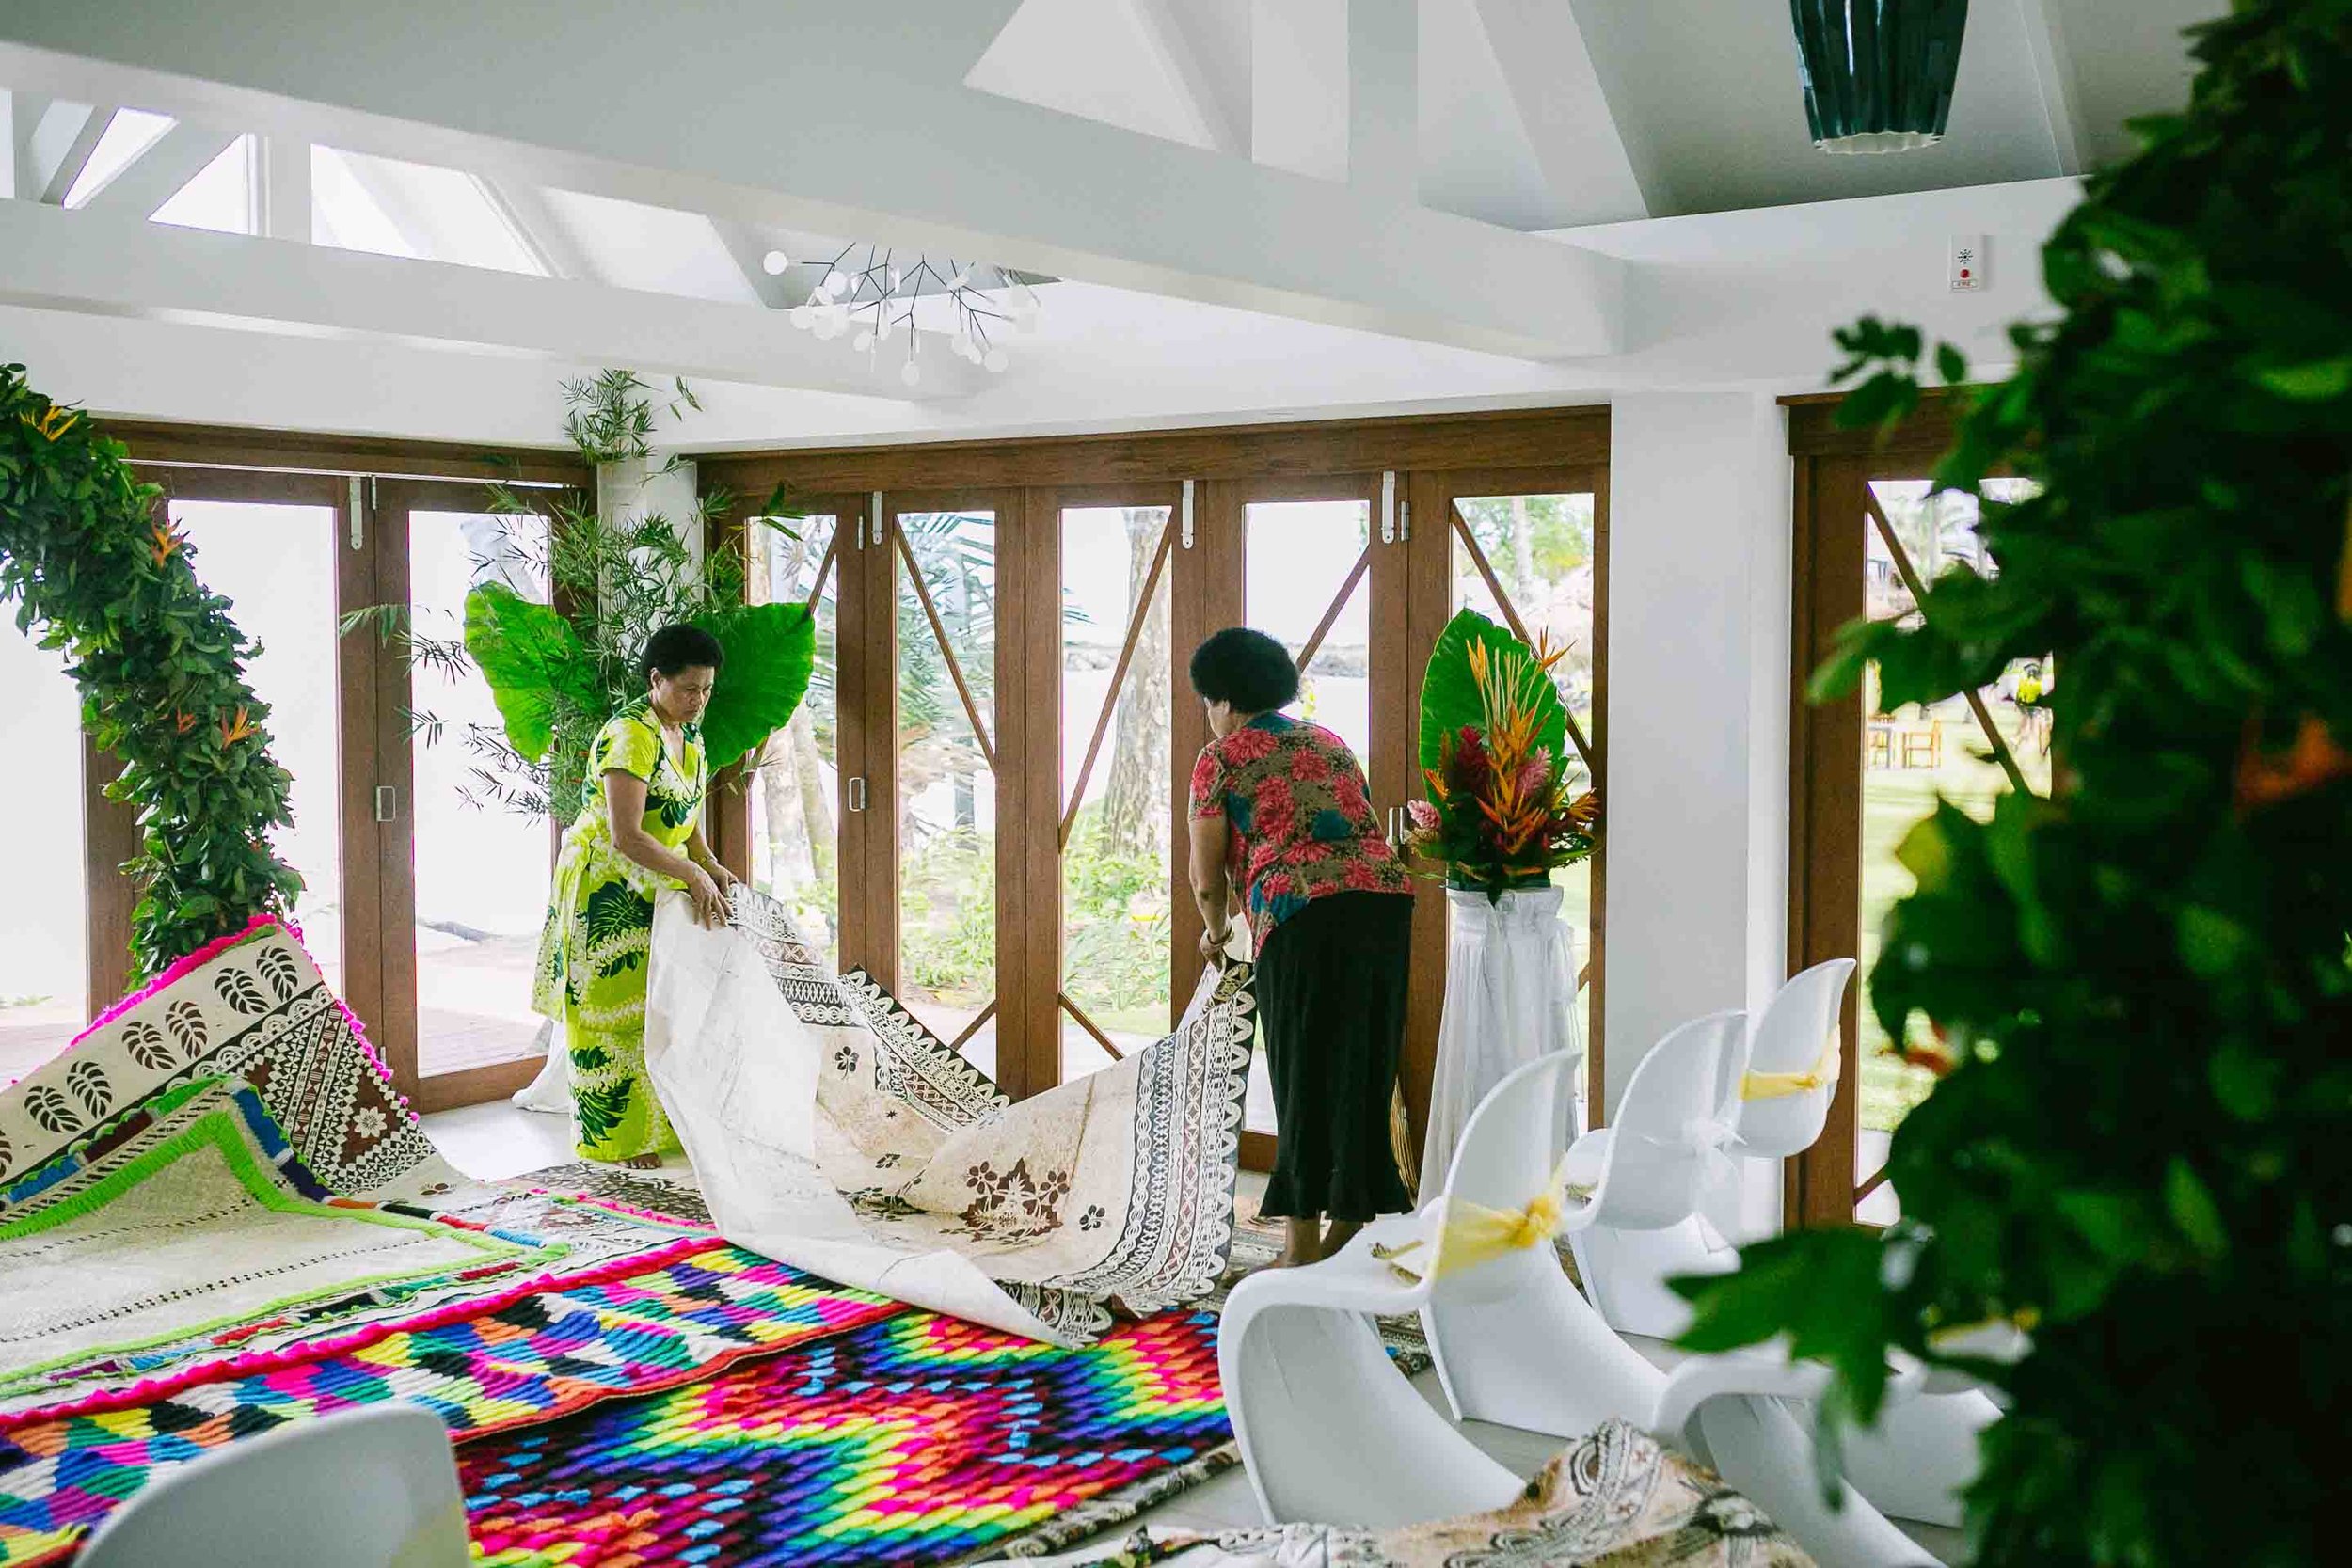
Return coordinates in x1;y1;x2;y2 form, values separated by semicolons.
0;0;2219;441
963;0;2220;225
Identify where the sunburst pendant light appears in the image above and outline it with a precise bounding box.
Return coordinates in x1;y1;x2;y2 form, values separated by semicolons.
1790;0;1970;154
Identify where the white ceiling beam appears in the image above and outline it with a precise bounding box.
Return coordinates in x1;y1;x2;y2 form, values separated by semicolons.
708;220;803;309
0;199;985;400
0;91;15;199
1557;0;1679;216
1473;0;1647;225
79;119;240;214
1125;0;1249;157
1347;0;1416;203
259;135;306;239
480;178;602;283
2014;0;2089;176
29;98;112;204
0;3;1620;357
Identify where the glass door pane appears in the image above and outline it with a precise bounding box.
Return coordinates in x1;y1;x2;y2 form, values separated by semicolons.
1058;505;1175;1077
170;501;344;990
1239;496;1374;1135
1856;478;2047;1223
894;509;999;1081
0;640;87;1085
748;513;842;972
1447;491;1600;1053
407;510;553;1079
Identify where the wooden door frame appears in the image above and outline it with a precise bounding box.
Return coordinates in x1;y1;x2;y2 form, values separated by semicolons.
99;469;369;1023
1198;471;1391;1171
1403;463;1611;1126
1020;483;1186;1096
1783;393;1977;1226
369;477;553;1111
871;489;1040;1093
697;412;1613;1178
705;496;864;896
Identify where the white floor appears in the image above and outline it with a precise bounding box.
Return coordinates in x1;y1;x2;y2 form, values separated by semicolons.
420;1099;1962;1563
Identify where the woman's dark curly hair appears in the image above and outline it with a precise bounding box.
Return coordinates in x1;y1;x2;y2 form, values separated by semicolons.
640;623;725;682
1188;626;1299;713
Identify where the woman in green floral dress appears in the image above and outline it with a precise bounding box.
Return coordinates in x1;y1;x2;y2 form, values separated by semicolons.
533;625;736;1165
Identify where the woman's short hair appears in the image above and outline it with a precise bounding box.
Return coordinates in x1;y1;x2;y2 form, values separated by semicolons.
640;623;725;682
1188;626;1299;712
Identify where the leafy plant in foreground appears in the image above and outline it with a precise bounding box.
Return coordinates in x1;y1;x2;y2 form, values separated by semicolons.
1674;6;2352;1563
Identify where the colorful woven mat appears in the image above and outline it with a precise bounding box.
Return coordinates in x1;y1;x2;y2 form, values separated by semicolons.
0;1085;715;1431
0;1249;901;1566
461;1307;1228;1568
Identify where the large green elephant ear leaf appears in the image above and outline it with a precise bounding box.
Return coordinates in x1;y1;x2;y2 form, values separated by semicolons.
463;582;593;762
696;601;818;771
1417;607;1567;777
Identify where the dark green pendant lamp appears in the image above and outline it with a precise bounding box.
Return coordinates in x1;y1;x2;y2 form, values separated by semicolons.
1789;0;1970;153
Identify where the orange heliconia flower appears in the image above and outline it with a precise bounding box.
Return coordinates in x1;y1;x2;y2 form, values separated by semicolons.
20;405;79;441
2233;711;2352;814
218;707;257;747
150;521;185;567
174;712;197;735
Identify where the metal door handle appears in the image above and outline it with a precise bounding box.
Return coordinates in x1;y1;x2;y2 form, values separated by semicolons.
847;776;867;812
374;785;398;822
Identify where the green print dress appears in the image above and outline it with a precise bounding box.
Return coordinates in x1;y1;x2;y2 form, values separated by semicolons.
532;707;707;1163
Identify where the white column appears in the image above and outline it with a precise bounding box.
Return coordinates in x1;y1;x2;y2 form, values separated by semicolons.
598;454;705;606
1602;391;1791;1234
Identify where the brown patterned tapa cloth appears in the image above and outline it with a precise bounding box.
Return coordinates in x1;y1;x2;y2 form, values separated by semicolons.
644;886;1254;1346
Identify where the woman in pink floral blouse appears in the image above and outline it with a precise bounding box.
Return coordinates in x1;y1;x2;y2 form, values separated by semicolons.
1186;627;1414;1267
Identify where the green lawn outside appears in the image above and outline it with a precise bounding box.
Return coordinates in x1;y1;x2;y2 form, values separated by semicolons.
1859;699;2049;1132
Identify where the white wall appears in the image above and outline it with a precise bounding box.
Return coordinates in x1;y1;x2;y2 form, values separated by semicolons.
1602;390;1791;1230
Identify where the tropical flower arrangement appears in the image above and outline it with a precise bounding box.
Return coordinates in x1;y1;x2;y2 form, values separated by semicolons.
1405;609;1598;896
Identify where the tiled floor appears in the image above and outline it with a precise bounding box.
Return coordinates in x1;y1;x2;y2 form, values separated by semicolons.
421;1100;1962;1564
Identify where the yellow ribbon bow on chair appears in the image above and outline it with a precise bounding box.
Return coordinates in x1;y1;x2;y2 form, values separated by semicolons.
1374;1155;1581;1283
1740;1037;1840;1101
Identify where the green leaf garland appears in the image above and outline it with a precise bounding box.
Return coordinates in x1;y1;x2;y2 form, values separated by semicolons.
0;365;302;973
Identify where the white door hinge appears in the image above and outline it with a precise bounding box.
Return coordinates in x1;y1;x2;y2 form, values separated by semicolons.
1400;499;1411;542
869;492;884;546
346;476;365;551
1180;479;1196;549
1380;470;1397;544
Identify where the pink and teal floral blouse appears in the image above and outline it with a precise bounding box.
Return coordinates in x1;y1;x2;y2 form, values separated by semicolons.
1188;713;1411;953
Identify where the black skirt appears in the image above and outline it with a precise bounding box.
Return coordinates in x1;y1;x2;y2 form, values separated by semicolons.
1251;890;1415;1222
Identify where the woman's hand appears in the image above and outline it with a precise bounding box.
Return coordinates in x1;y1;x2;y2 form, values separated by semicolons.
684;864;730;929
1199;924;1232;963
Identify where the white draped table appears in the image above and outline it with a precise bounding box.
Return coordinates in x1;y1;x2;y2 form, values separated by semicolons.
1418;884;1582;1196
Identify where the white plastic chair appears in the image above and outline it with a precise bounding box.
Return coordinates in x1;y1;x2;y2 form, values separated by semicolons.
1729;958;1856;1158
1655;1354;1940;1568
1572;961;1854;1338
1220;1046;1942;1567
1423;1022;1744;1437
79;1406;470;1568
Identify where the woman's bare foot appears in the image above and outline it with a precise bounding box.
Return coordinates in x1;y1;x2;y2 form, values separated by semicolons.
623;1152;663;1170
1276;1216;1323;1268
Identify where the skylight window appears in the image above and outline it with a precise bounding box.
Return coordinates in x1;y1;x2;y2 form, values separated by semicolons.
61;108;176;208
310;145;545;276
151;134;258;234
